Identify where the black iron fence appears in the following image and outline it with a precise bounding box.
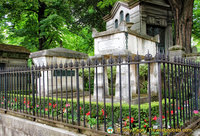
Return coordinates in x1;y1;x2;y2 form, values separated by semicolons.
0;53;199;135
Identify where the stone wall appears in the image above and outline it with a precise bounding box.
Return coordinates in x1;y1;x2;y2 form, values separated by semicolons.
0;113;85;136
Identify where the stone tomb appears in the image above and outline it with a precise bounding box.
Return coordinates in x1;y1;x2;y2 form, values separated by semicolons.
92;0;170;101
30;48;88;96
0;43;30;68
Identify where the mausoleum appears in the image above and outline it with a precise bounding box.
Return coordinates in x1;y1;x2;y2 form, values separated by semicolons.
92;0;173;101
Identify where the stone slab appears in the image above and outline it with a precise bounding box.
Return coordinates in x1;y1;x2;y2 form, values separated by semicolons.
0;113;86;136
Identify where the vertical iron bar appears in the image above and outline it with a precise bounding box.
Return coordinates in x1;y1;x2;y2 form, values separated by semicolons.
163;61;167;128
95;61;99;130
175;61;179;127
55;65;58;121
103;61;106;132
76;62;80;127
60;64;63;122
65;67;68;123
178;60;182;122
158;60;163;136
88;66;91;128
31;67;35;117
137;62;141;136
82;64;86;127
119;58;122;135
82;66;85;127
167;61;171;128
128;60;132;136
111;61;114;132
43;67;45;118
71;68;74;124
148;62;152;135
194;65;198;110
47;67;50;119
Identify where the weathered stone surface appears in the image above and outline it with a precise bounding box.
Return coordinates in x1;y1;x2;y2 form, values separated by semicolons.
30;47;88;59
0;44;30;68
0;114;86;136
30;48;88;95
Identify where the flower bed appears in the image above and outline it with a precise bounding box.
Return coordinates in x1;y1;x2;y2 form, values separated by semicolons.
1;94;189;135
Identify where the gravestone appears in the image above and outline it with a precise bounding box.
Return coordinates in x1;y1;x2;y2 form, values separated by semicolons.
30;47;88;96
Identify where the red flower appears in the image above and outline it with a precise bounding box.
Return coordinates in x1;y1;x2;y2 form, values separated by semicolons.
178;107;180;110
144;125;146;128
153;116;157;121
181;107;183;110
144;119;147;122
24;101;26;104
131;117;134;123
167;111;169;113
80;106;81;110
63;107;66;112
15;98;17;102
102;109;104;115
45;108;48;111
49;103;52;106
86;111;90;116
127;116;134;123
53;104;57;108
162;115;165;119
124;121;127;126
171;110;173;115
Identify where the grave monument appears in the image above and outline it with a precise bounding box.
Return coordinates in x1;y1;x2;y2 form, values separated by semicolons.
30;47;88;96
92;0;173;101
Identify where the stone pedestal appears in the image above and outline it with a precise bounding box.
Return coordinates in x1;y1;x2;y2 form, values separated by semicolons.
169;45;186;60
93;64;109;100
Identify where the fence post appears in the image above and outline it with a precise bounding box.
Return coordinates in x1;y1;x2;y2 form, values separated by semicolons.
157;53;163;136
31;66;36;119
194;63;198;110
4;69;7;113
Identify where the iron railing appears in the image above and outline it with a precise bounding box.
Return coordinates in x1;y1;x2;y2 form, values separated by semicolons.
0;53;199;136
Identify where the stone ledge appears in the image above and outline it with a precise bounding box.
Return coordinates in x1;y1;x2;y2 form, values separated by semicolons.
0;113;86;136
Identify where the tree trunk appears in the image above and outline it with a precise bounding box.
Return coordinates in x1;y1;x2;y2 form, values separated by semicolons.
38;0;46;50
168;0;194;53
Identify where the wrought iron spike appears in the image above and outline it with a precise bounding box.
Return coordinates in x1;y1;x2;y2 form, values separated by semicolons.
69;61;73;67
116;55;123;63
81;60;86;66
64;62;68;68
59;63;63;68
87;58;92;66
54;63;58;69
126;54;132;62
46;63;49;69
134;54;141;62
145;52;152;61
93;58;99;65
75;60;79;67
108;57;114;64
102;57;106;65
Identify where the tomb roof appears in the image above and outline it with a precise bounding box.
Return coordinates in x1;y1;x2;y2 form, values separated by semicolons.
0;43;30;54
30;47;88;59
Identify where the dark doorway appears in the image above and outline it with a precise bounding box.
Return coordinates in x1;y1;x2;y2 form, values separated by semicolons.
147;25;165;53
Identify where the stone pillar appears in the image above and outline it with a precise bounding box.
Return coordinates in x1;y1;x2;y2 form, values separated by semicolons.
93;64;109;100
149;63;159;96
115;59;137;101
165;24;173;54
130;64;137;96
